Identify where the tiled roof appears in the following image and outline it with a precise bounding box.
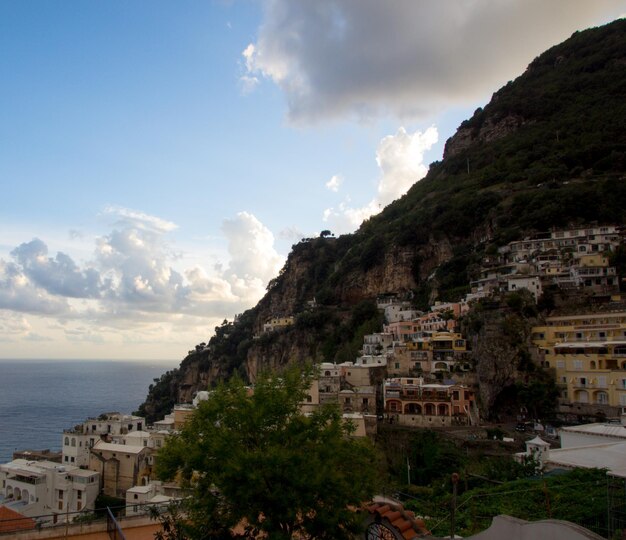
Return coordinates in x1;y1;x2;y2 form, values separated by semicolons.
0;505;36;533
366;500;431;539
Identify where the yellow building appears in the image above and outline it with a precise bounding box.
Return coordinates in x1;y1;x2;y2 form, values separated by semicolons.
532;312;626;414
262;316;295;333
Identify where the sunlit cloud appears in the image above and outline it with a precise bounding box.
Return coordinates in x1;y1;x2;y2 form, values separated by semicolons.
323;126;438;233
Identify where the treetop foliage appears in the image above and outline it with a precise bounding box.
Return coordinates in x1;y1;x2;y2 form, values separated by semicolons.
155;366;381;539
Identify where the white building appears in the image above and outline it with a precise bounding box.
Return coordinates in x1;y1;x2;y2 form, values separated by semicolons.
506;274;543;301
62;412;146;467
125;482;174;516
0;460;99;523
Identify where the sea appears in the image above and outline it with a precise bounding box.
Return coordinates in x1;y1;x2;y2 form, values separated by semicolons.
0;359;179;464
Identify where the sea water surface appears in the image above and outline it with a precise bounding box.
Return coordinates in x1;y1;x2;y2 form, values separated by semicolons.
0;359;178;463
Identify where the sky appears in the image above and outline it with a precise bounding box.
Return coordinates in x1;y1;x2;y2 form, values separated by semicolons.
1;1;624;360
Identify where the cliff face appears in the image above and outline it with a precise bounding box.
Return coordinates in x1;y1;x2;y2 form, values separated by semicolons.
444;112;528;159
137;19;626;423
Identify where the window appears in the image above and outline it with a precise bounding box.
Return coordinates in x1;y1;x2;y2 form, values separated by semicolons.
77;491;82;500
64;456;69;463
134;494;138;500
70;457;75;463
58;490;64;500
71;438;76;447
59;501;63;510
556;360;565;368
394;362;400;369
573;360;583;370
156;440;162;448
64;437;69;446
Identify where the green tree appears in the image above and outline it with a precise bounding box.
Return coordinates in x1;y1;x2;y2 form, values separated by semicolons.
156;367;381;539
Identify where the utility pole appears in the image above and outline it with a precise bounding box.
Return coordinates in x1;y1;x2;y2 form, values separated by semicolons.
450;473;459;539
406;456;411;485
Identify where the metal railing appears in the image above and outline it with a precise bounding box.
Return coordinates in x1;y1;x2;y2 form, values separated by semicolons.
106;507;126;540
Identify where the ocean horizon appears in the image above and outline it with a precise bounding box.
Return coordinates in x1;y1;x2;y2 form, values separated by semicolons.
0;359;179;463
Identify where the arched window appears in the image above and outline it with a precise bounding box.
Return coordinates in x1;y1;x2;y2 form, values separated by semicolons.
64;437;69;446
404;403;422;414
596;391;609;405
71;438;76;447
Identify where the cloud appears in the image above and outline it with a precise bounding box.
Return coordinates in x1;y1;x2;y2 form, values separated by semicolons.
0;208;286;342
325;174;343;192
0;259;71;316
323;125;438;233
11;238;102;298
243;0;622;122
221;212;285;302
0;311;32;337
103;205;178;233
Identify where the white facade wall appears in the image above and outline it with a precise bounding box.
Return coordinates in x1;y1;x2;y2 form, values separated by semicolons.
0;460;98;522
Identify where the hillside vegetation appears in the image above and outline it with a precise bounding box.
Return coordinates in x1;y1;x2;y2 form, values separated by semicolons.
137;19;626;423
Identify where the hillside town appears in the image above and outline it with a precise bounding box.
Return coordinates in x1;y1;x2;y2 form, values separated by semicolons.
3;225;626;538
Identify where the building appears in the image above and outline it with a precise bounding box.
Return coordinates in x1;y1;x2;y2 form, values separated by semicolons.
506;274;543;301
0;460;99;523
262;316;294;333
558;422;626;448
88;441;150;498
62;412;146;468
125;482;174;516
532;311;626;416
383;378;477;427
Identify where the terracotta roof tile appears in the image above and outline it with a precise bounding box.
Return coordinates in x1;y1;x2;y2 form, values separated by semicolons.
0;506;36;533
366;500;431;538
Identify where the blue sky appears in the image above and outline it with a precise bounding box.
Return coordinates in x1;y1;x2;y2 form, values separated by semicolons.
1;1;624;360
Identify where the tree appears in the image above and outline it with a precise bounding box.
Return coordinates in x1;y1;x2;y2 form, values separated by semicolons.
156;367;381;539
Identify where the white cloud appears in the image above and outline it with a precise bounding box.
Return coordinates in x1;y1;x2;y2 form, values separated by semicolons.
323;125;438;233
221;212;285;302
0;259;71;316
11;238;102;298
0;209;286;347
243;0;623;122
102;205;178;233
325;174;343;192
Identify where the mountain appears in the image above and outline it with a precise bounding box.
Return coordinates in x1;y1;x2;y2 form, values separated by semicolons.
137;19;626;423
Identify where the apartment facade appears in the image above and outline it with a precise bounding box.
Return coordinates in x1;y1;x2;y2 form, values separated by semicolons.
533;311;626;416
0;460;99;523
383;378;476;427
